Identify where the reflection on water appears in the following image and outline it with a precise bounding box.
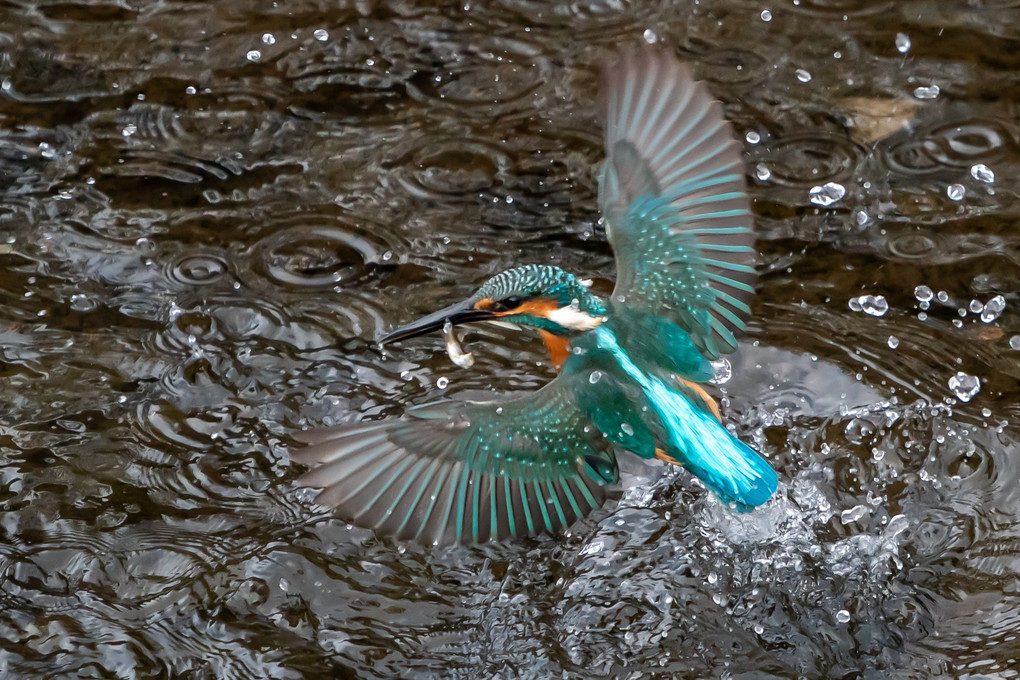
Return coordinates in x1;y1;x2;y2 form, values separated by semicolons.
1;0;1018;677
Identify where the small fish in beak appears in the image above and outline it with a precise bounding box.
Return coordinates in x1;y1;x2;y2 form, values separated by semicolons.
443;320;474;368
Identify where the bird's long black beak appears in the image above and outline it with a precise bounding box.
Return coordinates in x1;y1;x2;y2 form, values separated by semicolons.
379;299;496;345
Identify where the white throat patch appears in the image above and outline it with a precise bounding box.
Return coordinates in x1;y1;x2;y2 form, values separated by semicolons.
547;305;606;331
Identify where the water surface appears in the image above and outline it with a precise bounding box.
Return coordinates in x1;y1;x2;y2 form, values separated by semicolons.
1;1;1019;677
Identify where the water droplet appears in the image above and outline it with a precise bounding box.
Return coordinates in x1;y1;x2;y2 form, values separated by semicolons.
849;294;888;317
948;371;980;402
69;293;97;312
980;295;1005;323
913;84;940;99
795;68;812;83
855;210;869;226
246;50;261;62
968;299;983;314
185;85;197;95
760;9;772;21
887;335;899;349
936;290;949;304
710;358;732;385
970;163;995;184
836;609;851;624
122;124;137;137
914;285;933;303
895;33;911;53
38;142;56;159
886;514;909;539
642;28;658;44
579;540;603;556
840;505;867;523
262;33;276;45
745;130;760;144
1010;335;1020;350
809;181;845;207
755;163;771;182
621;423;634;437
436;376;449;389
313;28;329;41
589;370;602;384
707;572;718;584
946;184;965;201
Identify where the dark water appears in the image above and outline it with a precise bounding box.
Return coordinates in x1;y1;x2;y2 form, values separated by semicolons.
1;1;1019;677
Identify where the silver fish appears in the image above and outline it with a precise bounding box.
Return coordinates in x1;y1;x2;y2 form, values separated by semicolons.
443;320;474;368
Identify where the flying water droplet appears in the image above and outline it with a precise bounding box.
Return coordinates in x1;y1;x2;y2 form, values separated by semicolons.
948;372;979;402
849;295;888;317
314;29;329;41
755;163;771;182
262;33;276;45
760;9;772;21
970;163;995;184
436;376;449;389
913;84;940;99
809;182;845;207
968;299;983;314
946;184;965;201
1010;335;1020;350
745;130;761;144
887;336;899;349
589;370;602;384
840;505;868;523
836;609;851;624
895;33;911;53
710;358;732;384
620;423;634;437
38;142;56;159
796;68;812;83
642;28;658;44
914;285;933;303
246;50;261;62
980;295;1005;323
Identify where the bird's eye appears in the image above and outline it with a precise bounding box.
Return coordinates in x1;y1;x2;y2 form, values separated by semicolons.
495;296;522;311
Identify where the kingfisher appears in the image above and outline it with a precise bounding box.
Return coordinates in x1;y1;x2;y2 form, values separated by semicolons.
292;48;778;545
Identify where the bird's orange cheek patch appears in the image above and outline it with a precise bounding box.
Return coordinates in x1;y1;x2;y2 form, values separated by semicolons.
474;297;494;310
502;298;559;317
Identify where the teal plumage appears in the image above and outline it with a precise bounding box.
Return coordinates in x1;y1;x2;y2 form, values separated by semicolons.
291;48;778;545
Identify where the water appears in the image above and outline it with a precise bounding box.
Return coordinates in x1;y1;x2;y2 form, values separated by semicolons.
1;1;1019;678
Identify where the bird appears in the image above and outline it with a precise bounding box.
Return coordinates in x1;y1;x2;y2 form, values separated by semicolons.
291;48;778;546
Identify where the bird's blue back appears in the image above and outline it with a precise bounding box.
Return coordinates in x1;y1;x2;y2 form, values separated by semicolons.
563;306;777;508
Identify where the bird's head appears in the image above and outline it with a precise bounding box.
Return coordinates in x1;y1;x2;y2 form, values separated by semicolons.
380;265;607;346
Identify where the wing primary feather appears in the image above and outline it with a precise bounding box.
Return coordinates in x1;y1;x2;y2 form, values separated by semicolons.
641;75;697;158
532;480;553;533
394;456;443;538
422;460;459;546
545;480;568;529
702;259;756;274
560;476;584;519
674;191;747;211
372;455;430;530
354;456;416;525
647;100;711;169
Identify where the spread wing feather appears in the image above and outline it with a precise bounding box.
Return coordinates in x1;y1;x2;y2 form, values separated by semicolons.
600;49;756;359
293;367;619;546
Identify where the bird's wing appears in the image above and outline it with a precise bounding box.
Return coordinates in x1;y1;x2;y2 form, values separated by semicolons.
599;49;756;359
292;364;628;546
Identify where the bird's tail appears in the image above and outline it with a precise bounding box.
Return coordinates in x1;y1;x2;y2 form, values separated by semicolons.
656;408;777;508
